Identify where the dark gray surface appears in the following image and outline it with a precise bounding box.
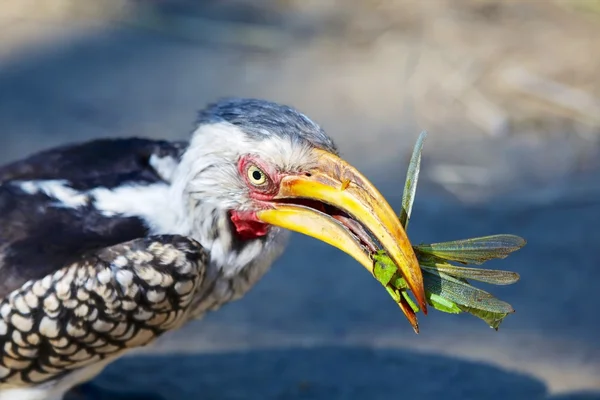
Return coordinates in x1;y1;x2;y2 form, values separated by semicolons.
1;17;599;400
87;347;593;400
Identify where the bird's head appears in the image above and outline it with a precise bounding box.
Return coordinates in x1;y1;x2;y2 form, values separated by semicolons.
171;98;426;312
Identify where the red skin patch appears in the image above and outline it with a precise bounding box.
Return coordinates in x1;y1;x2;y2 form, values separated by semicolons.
229;155;283;240
229;210;270;240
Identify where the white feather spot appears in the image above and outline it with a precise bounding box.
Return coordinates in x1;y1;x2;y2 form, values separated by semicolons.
116;270;134;288
50;337;69;348
66;322;86;338
174;280;194;295
74;304;89;318
55;279;71;300
91;183;187;235
25;368;49;383
158;248;178;265
92;319;114;333
39;317;60;338
0;304;11;319
27;333;40;346
133;309;153;321
13;295;30;315
53;269;66;281
32;281;47;297
12;330;27;346
18;180;88;208
76;289;90;301
17;346;37;360
113;256;129;268
11;314;33;333
24;292;39;309
96;268;112;285
88;308;98;321
149;154;179;182
122;300;137;311
112;322;128;337
41;275;53;290
62;299;78;309
146;290;165;303
136;267;163;286
84;278;96;292
43;293;60;312
71;348;92;362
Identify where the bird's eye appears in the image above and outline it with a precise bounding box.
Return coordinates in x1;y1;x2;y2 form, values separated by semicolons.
247;165;267;185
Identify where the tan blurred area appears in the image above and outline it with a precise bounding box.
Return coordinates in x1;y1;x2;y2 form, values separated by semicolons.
3;0;600;137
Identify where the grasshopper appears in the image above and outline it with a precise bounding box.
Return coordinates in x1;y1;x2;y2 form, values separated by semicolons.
373;132;525;333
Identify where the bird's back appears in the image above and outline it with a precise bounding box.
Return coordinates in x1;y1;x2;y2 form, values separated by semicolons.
0;138;187;299
0;138;215;393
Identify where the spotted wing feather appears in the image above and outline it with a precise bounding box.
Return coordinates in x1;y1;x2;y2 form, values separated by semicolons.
0;235;207;388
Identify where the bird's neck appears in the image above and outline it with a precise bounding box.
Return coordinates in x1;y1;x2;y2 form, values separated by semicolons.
170;191;279;278
164;181;283;280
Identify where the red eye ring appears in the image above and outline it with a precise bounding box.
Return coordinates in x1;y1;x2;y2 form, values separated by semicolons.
238;155;279;197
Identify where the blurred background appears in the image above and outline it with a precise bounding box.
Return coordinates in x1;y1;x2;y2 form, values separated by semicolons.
1;0;600;399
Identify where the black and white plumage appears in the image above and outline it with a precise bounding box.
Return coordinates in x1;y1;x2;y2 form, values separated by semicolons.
0;98;426;400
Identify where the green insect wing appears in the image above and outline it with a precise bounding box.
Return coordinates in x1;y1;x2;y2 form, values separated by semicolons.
422;270;514;314
420;262;520;285
400;131;427;230
415;234;526;265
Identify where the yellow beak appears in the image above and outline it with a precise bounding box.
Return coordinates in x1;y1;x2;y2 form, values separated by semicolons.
256;149;427;320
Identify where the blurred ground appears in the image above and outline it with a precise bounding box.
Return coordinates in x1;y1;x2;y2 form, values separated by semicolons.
1;0;600;399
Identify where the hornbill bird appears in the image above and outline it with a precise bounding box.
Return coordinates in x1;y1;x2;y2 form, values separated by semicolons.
0;98;425;400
